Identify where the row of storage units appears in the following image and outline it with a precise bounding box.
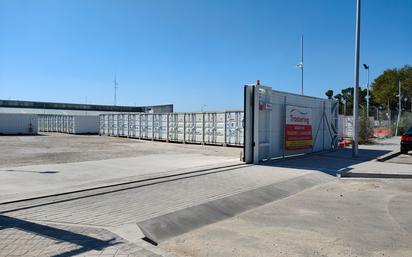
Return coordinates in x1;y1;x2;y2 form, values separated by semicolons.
99;111;244;146
38;115;100;134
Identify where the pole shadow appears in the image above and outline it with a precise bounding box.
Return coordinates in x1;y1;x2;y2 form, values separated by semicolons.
259;148;391;177
0;215;119;257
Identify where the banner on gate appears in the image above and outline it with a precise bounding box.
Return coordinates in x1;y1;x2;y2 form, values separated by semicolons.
285;105;312;150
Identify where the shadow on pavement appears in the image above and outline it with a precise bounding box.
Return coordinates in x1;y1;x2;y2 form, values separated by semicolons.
261;148;391;176
0;215;118;257
2;169;60;174
0;134;47;137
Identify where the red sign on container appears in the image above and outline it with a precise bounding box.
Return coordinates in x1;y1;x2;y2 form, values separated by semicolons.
285;124;312;150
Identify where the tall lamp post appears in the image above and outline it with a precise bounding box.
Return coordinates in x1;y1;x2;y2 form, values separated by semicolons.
363;64;370;117
296;34;304;95
395;80;402;136
352;0;361;158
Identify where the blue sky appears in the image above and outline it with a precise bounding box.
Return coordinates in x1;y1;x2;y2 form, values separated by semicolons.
0;0;411;112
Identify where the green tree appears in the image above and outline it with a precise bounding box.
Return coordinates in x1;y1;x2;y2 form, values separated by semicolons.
371;65;412;111
359;109;373;144
333;87;368;115
325;90;334;99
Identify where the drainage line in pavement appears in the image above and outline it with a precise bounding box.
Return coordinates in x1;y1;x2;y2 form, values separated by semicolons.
0;164;250;214
1;163;247;206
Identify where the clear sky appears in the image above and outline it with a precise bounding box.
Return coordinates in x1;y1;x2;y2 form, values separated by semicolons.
0;0;411;112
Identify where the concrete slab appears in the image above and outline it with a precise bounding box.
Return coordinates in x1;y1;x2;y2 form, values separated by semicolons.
158;138;412;257
138;172;333;243
0;154;240;202
2;165;314;227
161;178;412;257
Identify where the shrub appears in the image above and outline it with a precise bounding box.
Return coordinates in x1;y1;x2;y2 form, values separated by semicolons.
359;109;373;144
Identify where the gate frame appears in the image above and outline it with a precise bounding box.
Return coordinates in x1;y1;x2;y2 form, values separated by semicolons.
243;84;338;164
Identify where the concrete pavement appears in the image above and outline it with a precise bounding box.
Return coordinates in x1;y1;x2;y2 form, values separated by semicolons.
1;136;411;257
162;178;412;257
0;154;240;202
0;161;323;256
160;138;412;257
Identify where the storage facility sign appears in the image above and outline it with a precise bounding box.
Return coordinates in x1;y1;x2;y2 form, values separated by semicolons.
285;105;312;150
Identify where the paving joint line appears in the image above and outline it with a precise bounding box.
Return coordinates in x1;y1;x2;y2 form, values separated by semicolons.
0;163;250;214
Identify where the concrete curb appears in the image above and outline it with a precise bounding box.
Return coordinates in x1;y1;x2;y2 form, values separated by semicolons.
137;172;333;244
340;172;412;179
376;151;401;162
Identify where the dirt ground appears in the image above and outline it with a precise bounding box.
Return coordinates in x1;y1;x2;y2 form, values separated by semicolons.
0;133;242;168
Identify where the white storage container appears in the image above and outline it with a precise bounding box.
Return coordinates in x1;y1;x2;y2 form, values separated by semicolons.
68;116;74;134
0;114;38;134
71;116;99;134
128;114;141;138
98;111;245;147
63;115;69;133
153;114;168;141
185;113;204;143
225;111;244;146
38;115;44;131
45;115;51;132
37;114;98;134
204;112;225;145
119;114;129;137
99;115;105;135
106;114;113;136
168;113;185;142
53;115;57;132
113;114;120;136
141;114;154;139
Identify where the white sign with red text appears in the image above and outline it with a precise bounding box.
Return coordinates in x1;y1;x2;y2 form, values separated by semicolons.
285;105;313;150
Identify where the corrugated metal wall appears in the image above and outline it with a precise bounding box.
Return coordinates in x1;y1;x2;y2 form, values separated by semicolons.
99;112;244;147
38;115;99;134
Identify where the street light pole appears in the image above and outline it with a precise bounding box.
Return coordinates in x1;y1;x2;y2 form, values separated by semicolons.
395;80;402;136
363;64;370;117
300;34;304;95
352;0;361;158
296;35;304;95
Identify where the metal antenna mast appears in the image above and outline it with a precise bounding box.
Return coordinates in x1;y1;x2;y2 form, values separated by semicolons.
114;74;119;106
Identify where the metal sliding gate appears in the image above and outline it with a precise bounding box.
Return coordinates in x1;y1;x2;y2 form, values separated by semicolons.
243;84;338;164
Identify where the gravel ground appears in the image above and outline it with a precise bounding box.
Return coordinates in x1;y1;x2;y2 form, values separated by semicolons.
0;133;242;168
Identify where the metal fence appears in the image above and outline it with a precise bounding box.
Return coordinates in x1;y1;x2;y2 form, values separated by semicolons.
99;111;244;147
38;114;99;134
338;115;375;138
